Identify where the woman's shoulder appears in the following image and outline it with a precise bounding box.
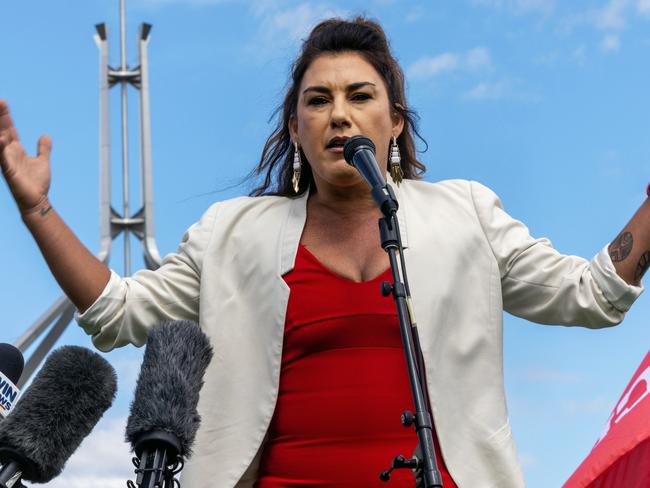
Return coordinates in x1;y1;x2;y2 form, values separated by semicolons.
400;178;499;203
201;193;298;220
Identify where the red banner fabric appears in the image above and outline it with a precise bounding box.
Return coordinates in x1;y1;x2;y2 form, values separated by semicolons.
564;350;650;488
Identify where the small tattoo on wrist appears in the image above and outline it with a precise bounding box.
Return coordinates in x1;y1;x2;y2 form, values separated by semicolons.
634;251;650;285
39;205;52;217
608;231;633;262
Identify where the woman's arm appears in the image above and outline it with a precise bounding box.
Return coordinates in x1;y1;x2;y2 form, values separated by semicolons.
21;202;111;313
0;100;110;312
470;181;643;327
608;195;650;286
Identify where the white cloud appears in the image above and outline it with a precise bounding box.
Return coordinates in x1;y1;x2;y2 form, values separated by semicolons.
470;0;501;7
471;0;555;15
518;451;537;468
534;50;560;67
44;417;135;487
555;0;650;55
405;6;426;23
407;53;460;79
112;354;145;394
556;0;650;42
572;44;587;64
514;0;555;15
595;0;629;30
558;1;628;35
463;78;539;102
515;367;584;383
407;47;492;80
639;0;650;15
43;476;130;488
132;0;233;7
466;47;492;70
406;48;540;103
262;3;340;43
562;396;612;416
601;33;622;51
244;2;348;59
463;80;509;100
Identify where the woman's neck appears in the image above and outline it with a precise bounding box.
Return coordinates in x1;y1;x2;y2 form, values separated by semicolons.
308;180;380;220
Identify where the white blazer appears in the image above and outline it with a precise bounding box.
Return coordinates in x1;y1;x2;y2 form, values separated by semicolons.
76;178;643;488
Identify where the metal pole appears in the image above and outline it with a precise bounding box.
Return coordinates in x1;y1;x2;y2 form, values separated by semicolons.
120;0;131;275
138;23;162;269
95;23;112;265
15;0;164;387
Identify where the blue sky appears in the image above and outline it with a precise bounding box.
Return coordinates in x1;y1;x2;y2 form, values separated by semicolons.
1;0;649;486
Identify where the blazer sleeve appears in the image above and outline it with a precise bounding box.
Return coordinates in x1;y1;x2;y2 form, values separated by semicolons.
75;202;220;351
470;181;644;327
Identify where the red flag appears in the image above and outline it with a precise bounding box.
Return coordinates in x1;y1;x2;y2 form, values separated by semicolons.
564;350;650;488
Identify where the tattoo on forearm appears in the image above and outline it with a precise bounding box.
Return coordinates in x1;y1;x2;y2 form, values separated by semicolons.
634;251;650;284
39;205;52;217
608;231;633;262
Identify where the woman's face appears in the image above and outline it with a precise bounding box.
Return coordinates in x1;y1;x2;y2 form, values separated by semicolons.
289;52;404;193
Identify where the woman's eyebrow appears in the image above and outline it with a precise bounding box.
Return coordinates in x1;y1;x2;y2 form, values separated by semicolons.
347;81;376;91
302;81;377;95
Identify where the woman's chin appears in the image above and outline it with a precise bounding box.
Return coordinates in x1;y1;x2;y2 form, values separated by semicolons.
314;171;368;192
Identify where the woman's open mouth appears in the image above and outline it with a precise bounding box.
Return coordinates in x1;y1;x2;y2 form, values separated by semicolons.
325;136;350;153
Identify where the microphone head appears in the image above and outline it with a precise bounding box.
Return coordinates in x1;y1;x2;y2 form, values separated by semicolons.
125;320;213;458
0;346;117;482
343;135;376;167
0;344;24;385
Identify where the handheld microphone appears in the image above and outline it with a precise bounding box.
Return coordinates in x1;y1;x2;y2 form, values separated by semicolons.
343;135;398;216
0;345;24;419
125;320;213;488
0;346;117;487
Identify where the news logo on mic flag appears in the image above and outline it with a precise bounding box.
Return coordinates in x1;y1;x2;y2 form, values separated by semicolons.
564;350;650;488
0;372;20;418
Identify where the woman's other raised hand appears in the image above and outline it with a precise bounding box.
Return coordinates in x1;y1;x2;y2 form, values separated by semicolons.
0;100;52;215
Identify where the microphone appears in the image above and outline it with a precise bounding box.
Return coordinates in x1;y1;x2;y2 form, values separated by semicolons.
125;320;213;488
0;345;24;419
0;346;117;487
343;135;398;216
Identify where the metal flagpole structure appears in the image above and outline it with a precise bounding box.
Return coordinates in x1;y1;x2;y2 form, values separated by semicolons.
13;0;162;388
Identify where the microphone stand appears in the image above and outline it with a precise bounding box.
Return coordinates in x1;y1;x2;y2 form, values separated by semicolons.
374;185;444;488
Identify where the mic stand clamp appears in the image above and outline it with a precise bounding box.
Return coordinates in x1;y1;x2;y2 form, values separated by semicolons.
0;460;26;488
376;186;444;488
0;449;36;488
127;431;184;488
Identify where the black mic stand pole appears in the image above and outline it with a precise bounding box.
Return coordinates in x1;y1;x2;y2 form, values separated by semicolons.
373;185;443;488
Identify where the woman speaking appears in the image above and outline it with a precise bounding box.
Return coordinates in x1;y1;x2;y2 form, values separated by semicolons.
0;17;647;488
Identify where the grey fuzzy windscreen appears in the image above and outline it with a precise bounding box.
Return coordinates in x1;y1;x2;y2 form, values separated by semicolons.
125;320;213;457
0;345;117;483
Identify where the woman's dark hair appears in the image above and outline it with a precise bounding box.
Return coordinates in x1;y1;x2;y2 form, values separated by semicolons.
250;16;427;197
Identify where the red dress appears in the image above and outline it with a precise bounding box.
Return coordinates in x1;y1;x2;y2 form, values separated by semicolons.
255;244;457;487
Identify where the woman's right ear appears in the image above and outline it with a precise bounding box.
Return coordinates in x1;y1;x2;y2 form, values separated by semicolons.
288;115;298;144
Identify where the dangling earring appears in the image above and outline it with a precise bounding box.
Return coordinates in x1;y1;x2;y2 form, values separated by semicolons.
389;135;403;185
292;142;302;193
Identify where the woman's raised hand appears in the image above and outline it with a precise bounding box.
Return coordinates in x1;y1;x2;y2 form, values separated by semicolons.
0;100;52;214
0;99;111;311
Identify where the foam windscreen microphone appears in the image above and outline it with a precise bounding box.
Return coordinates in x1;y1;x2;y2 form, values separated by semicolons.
0;345;24;419
126;320;213;488
0;345;117;487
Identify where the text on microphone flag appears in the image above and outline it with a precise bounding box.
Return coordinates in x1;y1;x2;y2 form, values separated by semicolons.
0;372;20;418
